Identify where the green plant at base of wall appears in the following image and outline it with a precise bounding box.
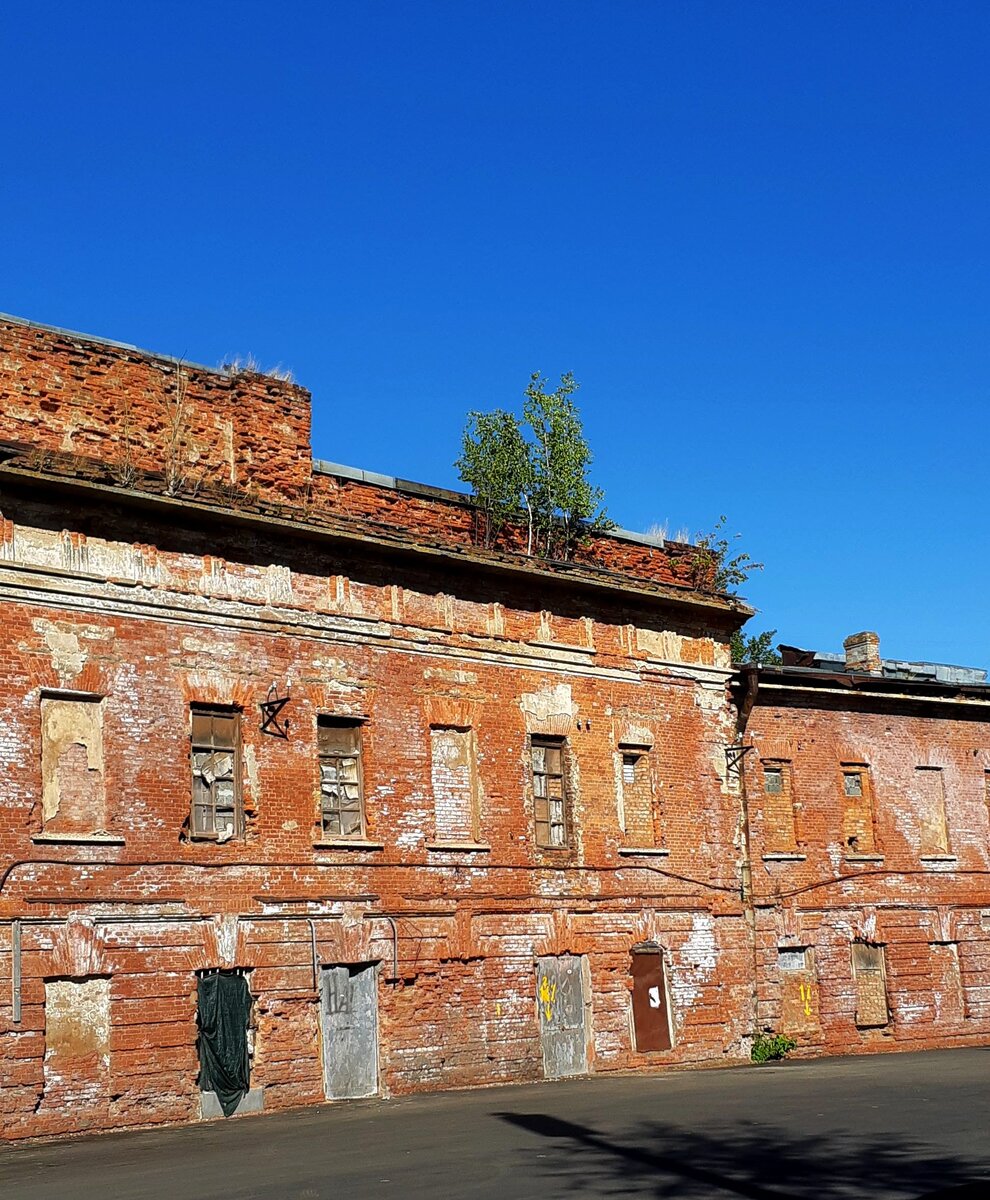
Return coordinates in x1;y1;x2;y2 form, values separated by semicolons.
751;1032;797;1063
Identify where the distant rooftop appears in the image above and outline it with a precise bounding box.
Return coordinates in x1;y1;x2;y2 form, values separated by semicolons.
779;643;987;686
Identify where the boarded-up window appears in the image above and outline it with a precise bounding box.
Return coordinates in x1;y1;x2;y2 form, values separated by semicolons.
916;767;950;855
841;765;876;853
43;977;111;1107
762;760;796;852
191;707;241;840
618;749;655;845
852;942;889;1028
630;946;672;1052
40;696;106;834
431;727;480;842
532;737;568;849
318;718;364;838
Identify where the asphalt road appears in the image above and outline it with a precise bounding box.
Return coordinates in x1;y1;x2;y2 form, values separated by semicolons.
3;1049;990;1199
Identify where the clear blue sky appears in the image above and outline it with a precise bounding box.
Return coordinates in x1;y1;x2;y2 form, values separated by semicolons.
4;2;989;668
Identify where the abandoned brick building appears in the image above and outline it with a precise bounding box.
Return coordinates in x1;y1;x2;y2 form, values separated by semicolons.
1;313;988;1140
736;634;990;1058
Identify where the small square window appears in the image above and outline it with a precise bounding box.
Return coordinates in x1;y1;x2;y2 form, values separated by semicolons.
843;771;864;798
764;766;784;795
778;947;809;972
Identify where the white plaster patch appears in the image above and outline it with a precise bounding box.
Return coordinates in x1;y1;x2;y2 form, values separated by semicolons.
520;681;577;723
670;912;718;1016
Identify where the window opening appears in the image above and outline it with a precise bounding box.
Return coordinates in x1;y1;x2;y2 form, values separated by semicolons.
532;737;568;848
318;718;364;838
191;707;240;839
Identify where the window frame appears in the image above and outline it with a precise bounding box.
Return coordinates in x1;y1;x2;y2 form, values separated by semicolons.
190;705;242;841
317;716;366;840
531;735;570;850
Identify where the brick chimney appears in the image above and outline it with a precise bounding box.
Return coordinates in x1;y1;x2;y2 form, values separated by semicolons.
843;631;881;674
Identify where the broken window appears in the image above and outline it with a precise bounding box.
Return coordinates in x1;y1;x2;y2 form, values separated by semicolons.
762;759;797;852
852;942;889;1028
191;707;241;840
841;764;876;853
430;726;480;842
916;766;950;855
532;736;569;849
40;695;106;834
618;747;655;846
318;717;364;839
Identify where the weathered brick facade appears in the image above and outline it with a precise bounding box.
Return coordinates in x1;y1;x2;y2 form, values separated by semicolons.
736;651;990;1059
0;316;753;1139
1;314;988;1141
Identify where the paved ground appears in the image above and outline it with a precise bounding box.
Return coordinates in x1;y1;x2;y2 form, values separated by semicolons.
3;1049;990;1199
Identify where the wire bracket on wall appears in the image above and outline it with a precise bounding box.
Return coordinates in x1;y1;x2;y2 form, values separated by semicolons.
260;682;291;738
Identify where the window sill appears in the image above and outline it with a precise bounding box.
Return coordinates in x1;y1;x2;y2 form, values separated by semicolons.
844;854;884;863
313;839;384;850
426;842;492;853
32;832;125;845
762;853;807;862
920;855;958;864
618;846;670;857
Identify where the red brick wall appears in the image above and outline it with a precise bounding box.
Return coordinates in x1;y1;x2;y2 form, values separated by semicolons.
0;500;746;1139
744;698;990;1057
0;317;704;593
0;318;313;502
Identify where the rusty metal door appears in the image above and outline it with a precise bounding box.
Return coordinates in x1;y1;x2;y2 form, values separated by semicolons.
630;947;672;1052
321;963;379;1099
536;955;590;1078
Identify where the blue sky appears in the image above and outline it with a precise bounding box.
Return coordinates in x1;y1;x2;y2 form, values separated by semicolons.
4;2;989;667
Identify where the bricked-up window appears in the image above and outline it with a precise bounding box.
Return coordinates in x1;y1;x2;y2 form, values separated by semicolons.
431;727;480;843
915;766;950;856
619;748;655;845
841;764;876;854
40;696;107;835
318;718;364;839
762;760;797;853
532;737;569;849
852;942;889;1028
191;707;241;840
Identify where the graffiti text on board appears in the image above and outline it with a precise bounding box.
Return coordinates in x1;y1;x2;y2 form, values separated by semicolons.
538;975;557;1021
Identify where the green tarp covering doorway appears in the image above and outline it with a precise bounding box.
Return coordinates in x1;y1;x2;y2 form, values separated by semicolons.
196;970;252;1117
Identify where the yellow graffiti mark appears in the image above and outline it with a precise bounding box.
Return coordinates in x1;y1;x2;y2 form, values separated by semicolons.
799;982;813;1017
538;975;557;1021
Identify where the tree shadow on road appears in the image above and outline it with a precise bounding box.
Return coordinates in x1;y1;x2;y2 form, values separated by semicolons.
493;1111;989;1199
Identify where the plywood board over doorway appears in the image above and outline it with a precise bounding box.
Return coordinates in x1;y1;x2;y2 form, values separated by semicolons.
321;963;380;1099
536;954;591;1078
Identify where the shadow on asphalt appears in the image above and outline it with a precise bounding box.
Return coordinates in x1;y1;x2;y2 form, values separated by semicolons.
495;1112;990;1199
